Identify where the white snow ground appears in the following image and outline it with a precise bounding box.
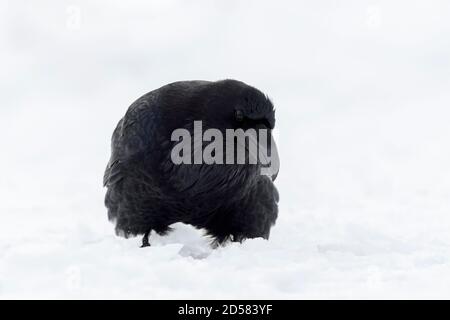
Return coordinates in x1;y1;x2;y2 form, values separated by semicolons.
1;0;450;299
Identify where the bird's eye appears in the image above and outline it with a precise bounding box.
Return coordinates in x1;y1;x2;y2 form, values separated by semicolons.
235;110;244;122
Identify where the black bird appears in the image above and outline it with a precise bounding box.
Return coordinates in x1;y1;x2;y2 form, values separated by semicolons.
103;79;279;247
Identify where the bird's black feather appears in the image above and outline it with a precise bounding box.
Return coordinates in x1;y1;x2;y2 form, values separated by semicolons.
104;79;279;246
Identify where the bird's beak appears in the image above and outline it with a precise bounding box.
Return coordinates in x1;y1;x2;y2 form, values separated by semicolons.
258;135;280;181
263;158;279;181
239;128;280;181
271;168;279;181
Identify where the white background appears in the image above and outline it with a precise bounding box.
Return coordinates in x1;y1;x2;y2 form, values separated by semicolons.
1;0;450;299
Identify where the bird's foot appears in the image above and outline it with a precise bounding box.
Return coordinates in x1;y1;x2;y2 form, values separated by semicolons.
140;230;151;248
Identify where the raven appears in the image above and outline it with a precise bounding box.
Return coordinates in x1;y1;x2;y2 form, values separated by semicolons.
103;80;279;247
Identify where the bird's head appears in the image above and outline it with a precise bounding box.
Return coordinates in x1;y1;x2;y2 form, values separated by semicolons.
200;79;275;131
164;79;279;199
233;89;275;132
198;80;279;181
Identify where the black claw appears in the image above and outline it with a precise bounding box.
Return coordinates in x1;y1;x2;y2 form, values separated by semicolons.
141;230;151;248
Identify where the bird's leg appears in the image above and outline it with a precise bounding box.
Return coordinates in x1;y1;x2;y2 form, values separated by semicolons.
231;234;245;243
140;229;151;248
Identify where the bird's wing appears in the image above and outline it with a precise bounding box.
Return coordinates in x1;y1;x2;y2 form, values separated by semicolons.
166;160;251;200
103;97;159;187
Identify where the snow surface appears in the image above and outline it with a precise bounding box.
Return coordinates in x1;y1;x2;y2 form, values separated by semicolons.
1;0;450;299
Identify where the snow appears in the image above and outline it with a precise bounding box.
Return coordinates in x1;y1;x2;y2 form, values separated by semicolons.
1;0;450;299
